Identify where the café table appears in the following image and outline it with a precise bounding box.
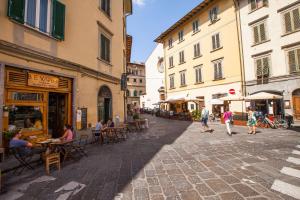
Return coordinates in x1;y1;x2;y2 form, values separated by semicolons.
49;139;74;163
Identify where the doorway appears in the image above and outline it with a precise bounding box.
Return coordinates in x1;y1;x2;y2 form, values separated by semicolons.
48;92;68;138
98;86;112;123
293;89;300;120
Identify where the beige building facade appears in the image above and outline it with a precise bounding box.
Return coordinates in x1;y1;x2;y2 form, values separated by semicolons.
155;0;244;115
126;62;146;108
0;0;132;141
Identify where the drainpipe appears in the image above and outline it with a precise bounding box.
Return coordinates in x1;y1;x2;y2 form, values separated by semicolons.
233;0;246;97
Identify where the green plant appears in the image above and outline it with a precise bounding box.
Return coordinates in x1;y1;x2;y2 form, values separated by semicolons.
191;110;201;121
133;113;139;120
3;129;18;140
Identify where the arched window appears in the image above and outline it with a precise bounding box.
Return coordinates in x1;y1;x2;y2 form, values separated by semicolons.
133;90;137;97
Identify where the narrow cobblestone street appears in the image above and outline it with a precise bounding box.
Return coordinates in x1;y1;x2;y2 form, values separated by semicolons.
2;115;300;200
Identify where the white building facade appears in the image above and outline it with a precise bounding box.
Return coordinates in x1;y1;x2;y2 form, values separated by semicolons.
140;44;165;109
239;0;300;120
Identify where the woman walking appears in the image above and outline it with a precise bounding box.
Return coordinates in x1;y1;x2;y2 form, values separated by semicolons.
247;107;257;134
223;107;233;136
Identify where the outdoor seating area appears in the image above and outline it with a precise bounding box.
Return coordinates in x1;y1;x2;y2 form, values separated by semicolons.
156;110;193;121
1;118;150;179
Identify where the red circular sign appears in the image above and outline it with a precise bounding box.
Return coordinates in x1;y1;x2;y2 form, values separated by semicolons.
229;89;235;95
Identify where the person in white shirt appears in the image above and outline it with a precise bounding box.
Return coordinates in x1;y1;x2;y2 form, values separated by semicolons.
95;120;103;131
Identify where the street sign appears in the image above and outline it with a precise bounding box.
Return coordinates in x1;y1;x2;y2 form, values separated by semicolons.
229;89;235;95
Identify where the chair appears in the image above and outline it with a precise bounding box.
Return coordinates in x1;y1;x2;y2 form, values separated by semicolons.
10;147;34;175
0;148;4;162
45;153;60;175
91;129;102;144
72;134;88;157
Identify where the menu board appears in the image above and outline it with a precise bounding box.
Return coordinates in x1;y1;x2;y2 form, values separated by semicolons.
81;108;87;130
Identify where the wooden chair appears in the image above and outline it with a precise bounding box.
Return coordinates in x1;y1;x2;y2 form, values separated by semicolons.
72;134;88;157
45;153;60;175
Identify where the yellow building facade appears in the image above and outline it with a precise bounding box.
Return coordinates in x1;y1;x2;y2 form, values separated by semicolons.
0;0;132;140
155;0;244;115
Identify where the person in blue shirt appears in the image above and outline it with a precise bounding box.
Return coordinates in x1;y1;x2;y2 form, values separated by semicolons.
9;130;44;156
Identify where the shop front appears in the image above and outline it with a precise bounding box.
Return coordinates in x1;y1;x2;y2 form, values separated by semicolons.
3;67;73;139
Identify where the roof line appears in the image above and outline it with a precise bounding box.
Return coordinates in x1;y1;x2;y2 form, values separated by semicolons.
154;0;215;43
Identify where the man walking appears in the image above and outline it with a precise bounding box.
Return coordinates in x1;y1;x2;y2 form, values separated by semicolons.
201;105;213;133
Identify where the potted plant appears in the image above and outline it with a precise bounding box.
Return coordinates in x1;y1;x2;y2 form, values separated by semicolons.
191;110;201;121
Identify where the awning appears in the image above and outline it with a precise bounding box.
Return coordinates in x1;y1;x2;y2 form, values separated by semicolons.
245;92;283;100
166;94;203;102
220;95;245;101
208;99;224;105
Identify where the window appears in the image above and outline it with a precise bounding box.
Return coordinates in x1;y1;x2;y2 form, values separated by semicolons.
282;6;300;34
213;59;223;80
8;106;43;132
133;90;137;97
139;79;143;83
100;34;111;62
180;71;186;86
101;0;110;16
252;21;268;45
169;56;174;68
139;91;143;95
209;7;219;23
192;20;199;33
212;33;221;50
191;104;195;110
169;74;175;89
194;43;201;58
287;47;300;73
133;78;136;82
194;66;202;83
255;56;270;82
179;51;185;64
178;30;184;42
249;0;268;11
168;38;173;48
8;0;65;40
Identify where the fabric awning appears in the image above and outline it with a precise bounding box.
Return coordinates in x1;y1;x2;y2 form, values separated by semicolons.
220;95;245;101
166;94;203;102
245;92;282;100
208;99;224;105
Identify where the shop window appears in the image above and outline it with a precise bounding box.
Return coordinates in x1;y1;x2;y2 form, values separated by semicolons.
8;91;43;101
8;106;43;131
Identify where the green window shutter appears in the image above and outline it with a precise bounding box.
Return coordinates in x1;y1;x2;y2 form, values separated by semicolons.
256;59;262;77
52;0;66;40
7;0;25;23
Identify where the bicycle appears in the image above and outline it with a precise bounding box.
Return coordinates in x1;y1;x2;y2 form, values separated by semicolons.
256;114;277;129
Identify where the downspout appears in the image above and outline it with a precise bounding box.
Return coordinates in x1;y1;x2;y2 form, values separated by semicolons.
233;0;246;97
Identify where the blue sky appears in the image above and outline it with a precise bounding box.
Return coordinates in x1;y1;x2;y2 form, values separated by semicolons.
127;0;203;63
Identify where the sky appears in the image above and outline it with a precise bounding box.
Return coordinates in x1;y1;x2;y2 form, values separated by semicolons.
127;0;203;63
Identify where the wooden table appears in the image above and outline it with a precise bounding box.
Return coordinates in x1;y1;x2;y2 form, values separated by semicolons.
49;140;74;163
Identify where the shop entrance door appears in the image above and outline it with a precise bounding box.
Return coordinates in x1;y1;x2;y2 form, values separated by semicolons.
48;92;68;138
293;96;300;120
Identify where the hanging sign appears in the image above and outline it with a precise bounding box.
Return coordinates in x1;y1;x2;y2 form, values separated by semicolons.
28;72;59;88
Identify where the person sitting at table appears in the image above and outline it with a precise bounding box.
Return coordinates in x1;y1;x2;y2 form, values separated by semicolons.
106;118;115;128
95;120;104;131
9;129;44;156
60;124;74;141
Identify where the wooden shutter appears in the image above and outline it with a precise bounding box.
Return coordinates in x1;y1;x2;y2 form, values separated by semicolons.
259;23;266;41
7;0;25;23
297;49;300;71
288;50;296;73
195;68;198;83
182;51;185;62
262;57;269;76
250;0;256;10
284;12;292;33
216;34;220;48
292;8;300;30
218;62;222;79
52;0;65;40
256;59;262;77
6;70;26;86
212;35;216;50
253;26;259;44
106;37;110;62
214;63;218;79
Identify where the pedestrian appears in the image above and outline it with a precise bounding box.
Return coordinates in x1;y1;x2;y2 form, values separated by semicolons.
223;107;233;136
247;107;257;134
200;105;213;133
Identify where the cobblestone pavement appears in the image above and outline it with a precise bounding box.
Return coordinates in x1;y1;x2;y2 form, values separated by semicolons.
1;115;300;200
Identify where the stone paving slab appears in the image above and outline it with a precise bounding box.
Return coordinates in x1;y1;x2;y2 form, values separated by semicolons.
1;115;300;200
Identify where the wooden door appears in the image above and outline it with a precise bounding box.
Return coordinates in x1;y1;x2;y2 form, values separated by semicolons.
293;96;300;120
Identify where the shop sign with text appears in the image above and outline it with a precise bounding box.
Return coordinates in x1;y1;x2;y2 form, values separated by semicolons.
28;73;59;88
